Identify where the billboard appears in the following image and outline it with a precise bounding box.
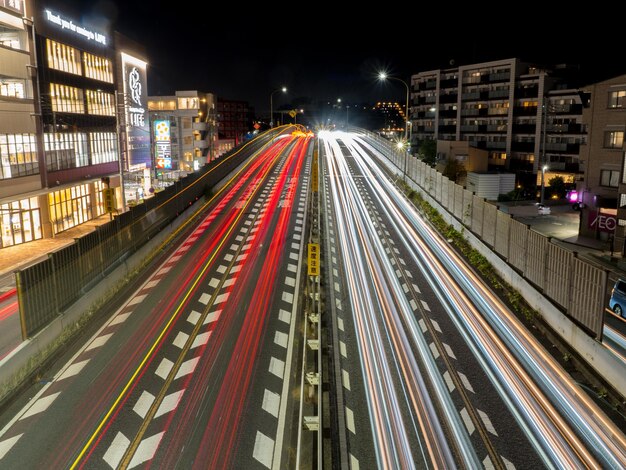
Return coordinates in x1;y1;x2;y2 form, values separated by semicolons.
121;52;150;169
154;119;172;169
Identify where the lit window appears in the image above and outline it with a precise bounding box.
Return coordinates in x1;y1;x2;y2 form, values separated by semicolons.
600;169;620;187
46;39;82;75
86;90;115;116
604;131;624;149
0;79;25;99
50;83;84;114
83;52;113;83
608;90;626;108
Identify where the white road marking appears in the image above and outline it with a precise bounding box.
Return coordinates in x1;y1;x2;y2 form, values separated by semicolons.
443;343;456;359
337;317;344;331
133;390;155;418
252;431;274;469
128;432;164;469
155;358;174;379
155;389;185;418
443;371;455;392
178;245;189;252
192;332;211;349
224;253;234;262
214;293;229;304
20;392;61;420
282;292;293;304
350;454;360;470
175;356;200;380
0;434;22;459
293;233;301;241
333;268;338;277
410;299;418;311
127;294;147;306
57;359;89;382
209;278;220;288
187;310;201;325
460;408;475;435
503;456;516;469
173;332;189;349
334;282;340;292
199;293;211;305
294;225;302;232
103;432;130;469
478;409;498;436
85;333;113;352
287;264;297;273
262;389;280;418
157;266;171;275
269;357;285;379
345;407;356;433
285;277;295;287
223;278;235;287
458;372;474;393
242;243;252;250
402;283;409;294
483;456;495;470
289;252;299;261
235;235;244;242
429;342;440;359
274;331;288;348
342;369;351;390
278;309;291;324
110;312;131;326
395;269;402;278
144;279;159;289
204;310;221;325
335;298;342;310
231;265;242;273
418;319;427;333
216;265;227;274
236;253;248;262
421;300;430;311
339;341;347;358
291;242;299;250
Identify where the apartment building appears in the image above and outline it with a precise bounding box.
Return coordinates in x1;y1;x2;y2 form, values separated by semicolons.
216;98;252;145
147;90;217;174
411;59;585;187
578;75;626;246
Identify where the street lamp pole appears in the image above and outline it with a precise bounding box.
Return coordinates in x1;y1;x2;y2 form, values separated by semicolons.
541;165;548;205
270;86;287;129
379;73;411;181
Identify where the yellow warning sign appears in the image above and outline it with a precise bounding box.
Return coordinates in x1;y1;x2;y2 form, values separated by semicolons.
103;188;116;213
308;243;320;276
289;110;297;118
311;154;318;193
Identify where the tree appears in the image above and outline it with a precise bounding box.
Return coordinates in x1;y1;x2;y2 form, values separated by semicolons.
418;139;437;166
548;175;566;199
443;159;467;182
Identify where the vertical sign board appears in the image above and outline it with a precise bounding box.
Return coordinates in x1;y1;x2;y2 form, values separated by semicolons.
103;187;116;213
308;243;320;276
154;119;172;169
121;53;150;169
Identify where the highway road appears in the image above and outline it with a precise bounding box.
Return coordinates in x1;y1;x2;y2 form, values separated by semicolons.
0;130;312;468
320;131;626;469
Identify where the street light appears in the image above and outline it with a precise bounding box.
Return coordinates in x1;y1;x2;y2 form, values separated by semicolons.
379;72;411;180
540;165;548;204
270;86;287;128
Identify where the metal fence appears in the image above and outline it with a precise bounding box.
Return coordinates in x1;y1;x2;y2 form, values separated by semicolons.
16;136;268;338
360;130;607;339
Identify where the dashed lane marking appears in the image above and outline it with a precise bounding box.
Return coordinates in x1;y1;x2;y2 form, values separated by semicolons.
289;252;299;261
127;294;147;306
431;320;442;332
269;357;285;379
345;407;356;434
287;264;297;273
339;341;347;358
443;371;455;392
174;356;200;380
337;317;344;331
421;300;430;311
187;310;201;325
144;280;159;289
410;299;418;311
282;292;294;304
478;409;498;436
0;434;22;460
20;392;61;420
460;408;475;435
155;358;174;380
252;431;274;469
57;359;90;382
429;343;440;359
262;389;280;418
214;293;229;305
173;332;188;349
199;293;211;305
204;310;221;325
350;454;360;470
128;432;164;468
209;278;219;288
216;265;227;274
133;391;155;419
155;389;185;418
278;309;291;324
274;331;288;348
223;278;235;287
110;312;131;326
418;319;427;333
157;266;171;275
103;432;130;469
191;332;211;349
443;343;456;359
342;370;351;390
402;284;409;294
224;253;234;262
85;333;113;352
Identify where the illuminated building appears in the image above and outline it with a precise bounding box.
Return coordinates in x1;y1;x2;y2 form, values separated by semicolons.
148;91;217;174
373;101;405;137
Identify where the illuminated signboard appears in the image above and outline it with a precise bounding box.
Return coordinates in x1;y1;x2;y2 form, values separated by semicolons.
3;0;24;14
122;53;150;169
44;10;107;45
154;120;172;169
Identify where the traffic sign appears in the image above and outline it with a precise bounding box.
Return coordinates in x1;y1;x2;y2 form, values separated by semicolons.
308;243;320;276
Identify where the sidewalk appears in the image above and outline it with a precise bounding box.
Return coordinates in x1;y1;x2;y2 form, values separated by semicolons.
0;214;112;291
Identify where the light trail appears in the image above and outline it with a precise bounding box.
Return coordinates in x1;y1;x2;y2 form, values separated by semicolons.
333;130;626;468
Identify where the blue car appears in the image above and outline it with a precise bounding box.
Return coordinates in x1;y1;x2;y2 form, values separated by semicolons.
609;279;626;317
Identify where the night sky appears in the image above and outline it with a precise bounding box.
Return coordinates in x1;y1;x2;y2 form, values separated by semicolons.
76;1;623;114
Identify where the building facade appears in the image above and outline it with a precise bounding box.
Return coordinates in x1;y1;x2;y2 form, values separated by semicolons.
147;90;217;175
410;58;585;187
578;75;624;245
216;98;251;145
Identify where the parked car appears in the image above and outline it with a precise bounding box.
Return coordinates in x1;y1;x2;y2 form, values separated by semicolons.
536;203;551;215
609;279;626;317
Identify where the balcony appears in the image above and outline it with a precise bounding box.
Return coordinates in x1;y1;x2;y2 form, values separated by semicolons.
439;93;457;104
425;80;437;89
438;124;457;133
489;72;511;82
489;89;509;99
512;123;536;134
546;142;580;153
486;141;507;149
516;86;539;99
547;123;583;133
460;125;479;132
551;104;583;114
511;141;535;152
514;106;538;116
424;95;436;104
461;108;480;116
487;124;507;132
462;92;481;101
488;108;510;116
440;78;458;89
440;108;457;118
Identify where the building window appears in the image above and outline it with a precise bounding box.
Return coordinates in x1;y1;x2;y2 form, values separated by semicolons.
0;26;23;50
48;184;92;234
608;90;626;108
604;131;624;149
0;79;26;99
89;132;118;164
46;39;82;76
0;197;42;248
50;83;84;114
600;169;620;188
623;152;626;184
94;179;105;216
44;133;88;171
178;97;199;110
0;134;38;179
83;52;113;83
86;90;115;116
